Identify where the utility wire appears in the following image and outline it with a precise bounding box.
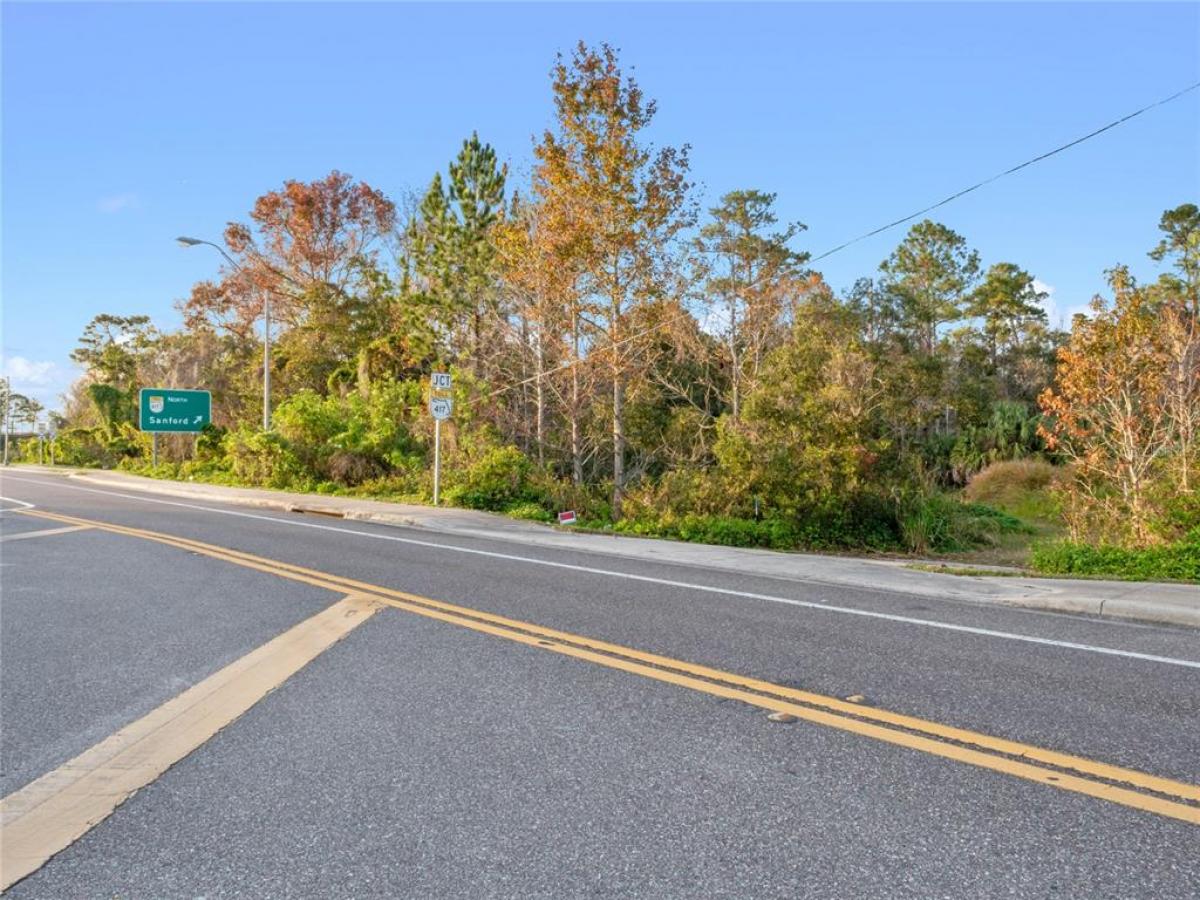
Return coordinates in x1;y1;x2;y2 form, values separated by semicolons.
810;81;1200;262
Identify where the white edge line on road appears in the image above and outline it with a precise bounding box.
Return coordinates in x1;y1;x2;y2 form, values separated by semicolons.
0;494;36;511
5;474;1200;670
0;524;91;543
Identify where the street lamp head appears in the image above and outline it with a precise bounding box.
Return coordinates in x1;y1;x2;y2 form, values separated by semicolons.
176;236;204;247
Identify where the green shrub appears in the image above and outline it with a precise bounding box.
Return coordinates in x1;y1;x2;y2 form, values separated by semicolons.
223;427;310;490
54;421;144;466
195;424;228;459
353;468;425;501
11;437;43;463
621;469;732;520
446;445;540;511
897;493;1032;555
504;501;555;523
1157;492;1200;543
791;495;900;550
614;514;800;550
47;428;105;467
535;475;612;523
327;449;385;486
271;390;345;473
1030;539;1200;582
178;456;237;483
269;382;423;484
349;380;423;468
86;382;135;435
619;465;900;550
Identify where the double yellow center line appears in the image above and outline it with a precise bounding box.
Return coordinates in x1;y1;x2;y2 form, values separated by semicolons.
18;508;1200;826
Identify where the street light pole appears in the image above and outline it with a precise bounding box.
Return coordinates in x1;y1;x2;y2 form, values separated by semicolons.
177;236;272;430
262;291;271;430
1;377;9;466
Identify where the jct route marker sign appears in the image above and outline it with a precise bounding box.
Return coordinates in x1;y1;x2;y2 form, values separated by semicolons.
139;389;211;433
429;373;452;506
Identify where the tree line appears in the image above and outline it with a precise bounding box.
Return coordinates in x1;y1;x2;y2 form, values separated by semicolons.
49;42;1199;566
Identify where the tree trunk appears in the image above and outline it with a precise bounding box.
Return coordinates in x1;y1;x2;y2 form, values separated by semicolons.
517;313;530;455
472;307;482;378
356;347;371;399
612;372;625;520
535;318;545;466
571;317;583;485
610;261;625;519
729;291;740;423
730;344;741;423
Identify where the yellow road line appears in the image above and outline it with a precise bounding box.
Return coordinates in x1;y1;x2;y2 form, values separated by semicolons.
343;588;1200;824
0;593;382;891
32;508;1194;805
198;541;1200;803
15;508;1200;826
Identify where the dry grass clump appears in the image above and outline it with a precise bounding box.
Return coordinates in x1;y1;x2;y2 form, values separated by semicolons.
964;459;1063;524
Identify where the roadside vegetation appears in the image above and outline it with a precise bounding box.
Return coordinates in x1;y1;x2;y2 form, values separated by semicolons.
11;43;1197;582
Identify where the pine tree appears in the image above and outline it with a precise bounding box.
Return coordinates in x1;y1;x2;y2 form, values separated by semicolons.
533;42;693;516
695;190;808;421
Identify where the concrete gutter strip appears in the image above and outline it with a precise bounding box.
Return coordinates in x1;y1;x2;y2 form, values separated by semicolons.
5;466;1197;629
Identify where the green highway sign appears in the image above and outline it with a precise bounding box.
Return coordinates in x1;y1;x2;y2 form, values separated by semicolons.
139;388;211;433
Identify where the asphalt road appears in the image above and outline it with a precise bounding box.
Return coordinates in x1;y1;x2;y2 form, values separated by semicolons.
1;471;1197;898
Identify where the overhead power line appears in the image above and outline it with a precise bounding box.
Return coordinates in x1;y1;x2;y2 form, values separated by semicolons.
810;80;1200;262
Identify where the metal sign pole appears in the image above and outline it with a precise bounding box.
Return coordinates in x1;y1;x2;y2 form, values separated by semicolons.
433;418;441;506
263;292;272;431
152;433;158;468
429;372;451;507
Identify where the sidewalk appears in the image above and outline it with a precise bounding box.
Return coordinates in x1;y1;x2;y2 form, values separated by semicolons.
8;465;1199;629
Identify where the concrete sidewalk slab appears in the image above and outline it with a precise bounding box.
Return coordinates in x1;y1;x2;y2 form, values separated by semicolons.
6;465;1198;629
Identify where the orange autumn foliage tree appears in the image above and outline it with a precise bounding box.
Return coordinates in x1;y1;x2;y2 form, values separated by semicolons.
182;171;395;334
1038;267;1180;546
180;171;397;396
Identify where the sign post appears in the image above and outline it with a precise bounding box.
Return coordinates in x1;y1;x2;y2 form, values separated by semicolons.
429;374;452;506
139;388;212;467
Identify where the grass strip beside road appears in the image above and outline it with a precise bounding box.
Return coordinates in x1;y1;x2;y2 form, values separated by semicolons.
12;508;1200;830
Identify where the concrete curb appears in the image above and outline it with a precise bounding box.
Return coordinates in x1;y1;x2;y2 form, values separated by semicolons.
991;592;1200;628
1095;598;1200;629
7;465;1197;629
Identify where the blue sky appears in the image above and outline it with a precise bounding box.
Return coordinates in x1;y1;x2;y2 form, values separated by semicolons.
3;2;1197;413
